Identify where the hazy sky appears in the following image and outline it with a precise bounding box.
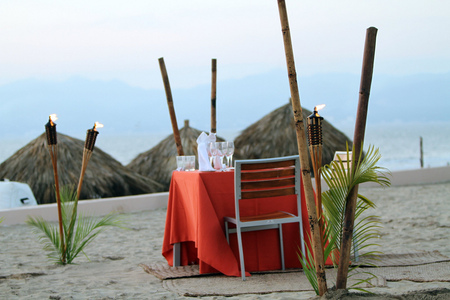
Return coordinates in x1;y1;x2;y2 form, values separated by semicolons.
1;1;449;89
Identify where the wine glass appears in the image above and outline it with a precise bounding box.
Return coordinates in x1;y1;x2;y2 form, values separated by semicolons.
226;141;234;169
210;142;219;170
216;142;226;171
206;142;213;165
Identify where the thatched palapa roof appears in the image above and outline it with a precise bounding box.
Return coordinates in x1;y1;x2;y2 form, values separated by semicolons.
234;101;352;169
0;133;164;204
127;120;224;191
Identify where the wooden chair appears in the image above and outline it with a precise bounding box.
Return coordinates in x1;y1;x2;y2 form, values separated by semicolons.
224;155;306;280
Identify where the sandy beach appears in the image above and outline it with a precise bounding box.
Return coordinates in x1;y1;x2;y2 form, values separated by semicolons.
1;179;449;299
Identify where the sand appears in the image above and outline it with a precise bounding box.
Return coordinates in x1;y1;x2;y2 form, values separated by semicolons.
1;181;449;299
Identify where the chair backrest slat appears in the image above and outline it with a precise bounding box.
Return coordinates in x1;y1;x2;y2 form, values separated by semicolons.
241;186;296;199
240;168;295;180
241;177;295;190
240;159;296;171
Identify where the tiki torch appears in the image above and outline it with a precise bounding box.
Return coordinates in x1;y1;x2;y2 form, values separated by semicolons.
44;114;65;262
307;104;326;237
76;122;103;200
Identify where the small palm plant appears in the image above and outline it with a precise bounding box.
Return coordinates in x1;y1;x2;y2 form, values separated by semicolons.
299;144;391;294
27;186;124;264
322;145;390;260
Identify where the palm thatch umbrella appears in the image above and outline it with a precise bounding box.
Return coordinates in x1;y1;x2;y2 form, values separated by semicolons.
127;120;224;191
234;101;353;169
0;133;164;204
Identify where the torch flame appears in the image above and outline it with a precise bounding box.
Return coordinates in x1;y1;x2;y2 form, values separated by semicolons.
93;122;104;131
49;114;58;125
314;104;326;112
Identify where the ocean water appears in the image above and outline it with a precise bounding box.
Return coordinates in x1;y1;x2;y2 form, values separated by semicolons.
340;122;450;171
1;123;449;172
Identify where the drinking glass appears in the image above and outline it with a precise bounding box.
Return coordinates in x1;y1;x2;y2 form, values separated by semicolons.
176;156;185;171
206;142;213;165
210;142;219;170
185;156;195;171
216;142;226;171
226;141;234;169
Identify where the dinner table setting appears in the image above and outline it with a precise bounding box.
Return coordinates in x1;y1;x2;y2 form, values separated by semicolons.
161;132;321;278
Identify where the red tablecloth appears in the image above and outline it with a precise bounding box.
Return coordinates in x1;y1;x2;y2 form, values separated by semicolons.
162;170;314;277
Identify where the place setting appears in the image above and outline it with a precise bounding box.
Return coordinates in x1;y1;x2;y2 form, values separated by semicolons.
175;132;234;172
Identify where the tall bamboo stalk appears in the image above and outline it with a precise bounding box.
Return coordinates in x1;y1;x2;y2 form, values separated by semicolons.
277;0;327;295
336;27;378;289
211;58;217;134
158;57;184;156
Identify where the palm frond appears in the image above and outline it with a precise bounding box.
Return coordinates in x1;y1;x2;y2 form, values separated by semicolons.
26;216;63;263
348;268;378;293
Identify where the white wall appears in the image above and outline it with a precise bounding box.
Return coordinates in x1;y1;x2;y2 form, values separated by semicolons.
0;192;169;226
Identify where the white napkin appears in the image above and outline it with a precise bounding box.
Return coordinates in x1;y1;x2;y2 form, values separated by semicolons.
196;132;216;171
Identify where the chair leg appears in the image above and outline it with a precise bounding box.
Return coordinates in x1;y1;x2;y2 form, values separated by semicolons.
298;221;306;265
236;227;246;280
173;242;181;267
278;224;285;270
353;232;360;262
225;221;230;244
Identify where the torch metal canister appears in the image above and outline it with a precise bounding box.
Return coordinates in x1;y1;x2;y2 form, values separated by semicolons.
307;105;325;243
84;128;99;151
307;107;324;147
77;122;102;199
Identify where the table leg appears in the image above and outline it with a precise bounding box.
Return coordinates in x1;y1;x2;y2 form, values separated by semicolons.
173;242;181;266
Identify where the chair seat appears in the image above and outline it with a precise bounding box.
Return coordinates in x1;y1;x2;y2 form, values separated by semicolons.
239;211;295;222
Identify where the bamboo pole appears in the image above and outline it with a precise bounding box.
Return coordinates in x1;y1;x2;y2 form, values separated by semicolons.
158;57;184;156
48;145;66;263
211;58;217;134
45;117;66;263
277;0;327;295
420;136;424;168
310;145;324;233
76;149;93;200
336;27;378;289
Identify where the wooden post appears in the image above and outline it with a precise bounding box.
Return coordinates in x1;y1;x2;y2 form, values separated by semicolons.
336;27;378;289
277;0;327;295
420;136;424;168
158;57;184;156
211;58;217;134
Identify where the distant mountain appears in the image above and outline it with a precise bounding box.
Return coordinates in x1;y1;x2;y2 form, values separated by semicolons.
1;71;449;139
